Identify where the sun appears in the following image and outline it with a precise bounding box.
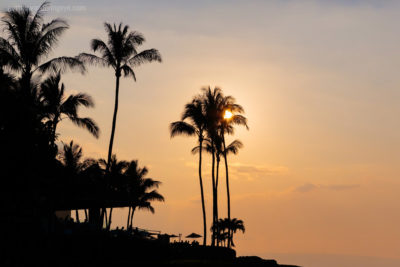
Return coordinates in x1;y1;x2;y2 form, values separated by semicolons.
224;110;233;119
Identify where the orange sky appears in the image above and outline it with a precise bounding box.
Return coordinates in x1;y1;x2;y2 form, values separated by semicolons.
2;1;400;266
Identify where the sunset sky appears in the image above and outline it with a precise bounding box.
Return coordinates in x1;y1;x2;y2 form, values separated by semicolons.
2;1;400;266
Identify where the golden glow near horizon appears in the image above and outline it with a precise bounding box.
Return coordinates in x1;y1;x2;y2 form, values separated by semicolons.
59;1;400;266
224;110;233;119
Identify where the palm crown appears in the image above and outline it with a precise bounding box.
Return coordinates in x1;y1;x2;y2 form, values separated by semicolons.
0;2;85;88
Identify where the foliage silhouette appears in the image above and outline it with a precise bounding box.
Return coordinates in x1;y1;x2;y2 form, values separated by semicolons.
78;22;162;173
39;72;99;147
0;1;84;91
170;97;208;245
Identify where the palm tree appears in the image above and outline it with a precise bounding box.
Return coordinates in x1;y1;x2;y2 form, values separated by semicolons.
0;2;84;92
98;155;129;229
124;160;164;229
78;22;161;172
39;72;99;148
226;218;245;247
200;86;225;246
219;97;248;247
170;97;208;245
60;140;84;222
211;218;245;248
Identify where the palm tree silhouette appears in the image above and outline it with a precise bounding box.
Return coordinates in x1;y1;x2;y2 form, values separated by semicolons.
0;2;84;91
211;218;245;247
219;96;248;247
60;140;84;222
124;160;164;229
170;97;208;245
39;72;99;148
78;23;161;172
201;86;225;246
98;155;128;229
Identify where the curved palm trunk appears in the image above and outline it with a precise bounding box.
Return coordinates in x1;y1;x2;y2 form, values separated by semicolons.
107;73;120;170
211;145;217;246
103;73;120;229
222;135;232;248
129;206;136;228
215;156;220;247
198;137;207;246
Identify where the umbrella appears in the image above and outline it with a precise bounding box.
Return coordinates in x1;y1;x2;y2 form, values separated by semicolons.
186;233;202;238
169;234;178;238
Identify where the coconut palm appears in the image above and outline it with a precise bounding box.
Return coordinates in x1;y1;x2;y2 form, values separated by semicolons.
170;97;208;245
124;160;164;229
39;72;99;148
98;155;129;229
200;86;225;246
60;140;84;222
211;218;245;248
78;22;161;172
218;95;248;247
0;2;84;91
226;218;245;247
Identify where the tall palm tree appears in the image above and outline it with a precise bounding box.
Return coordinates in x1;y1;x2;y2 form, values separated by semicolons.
78;22;161;172
124;160;164;229
217;94;248;247
221;138;243;246
170;97;208;245
200;86;225;246
0;2;84;92
39;72;99;147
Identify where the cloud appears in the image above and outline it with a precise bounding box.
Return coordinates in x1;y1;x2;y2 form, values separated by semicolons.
230;162;289;180
294;183;361;193
295;183;318;193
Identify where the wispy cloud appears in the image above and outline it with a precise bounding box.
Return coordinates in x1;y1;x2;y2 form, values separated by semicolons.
294;183;361;193
230;162;289;180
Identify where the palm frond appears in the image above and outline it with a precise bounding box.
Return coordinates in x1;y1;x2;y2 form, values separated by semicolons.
120;64;136;81
69;117;100;138
78;53;109;67
128;49;162;67
170;121;196;138
36;56;85;74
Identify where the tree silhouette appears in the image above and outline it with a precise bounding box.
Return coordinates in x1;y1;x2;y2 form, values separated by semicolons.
39;72;99;148
0;2;84;92
79;22;161;172
98;155;129;229
211;218;245;248
124;160;164;229
201;86;225;246
219;96;248;247
170;97;208;245
60;141;84;222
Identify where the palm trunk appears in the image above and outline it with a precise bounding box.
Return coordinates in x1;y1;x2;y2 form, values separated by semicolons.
127;206;131;229
104;208;108;227
211;145;217;246
75;209;80;223
107;73;121;171
129;207;136;228
198;137;207;246
107;208;113;230
84;209;88;222
222;135;232;248
215;156;220;247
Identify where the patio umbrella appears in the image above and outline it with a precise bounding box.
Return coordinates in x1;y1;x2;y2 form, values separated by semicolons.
169;234;178;238
186;233;202;238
